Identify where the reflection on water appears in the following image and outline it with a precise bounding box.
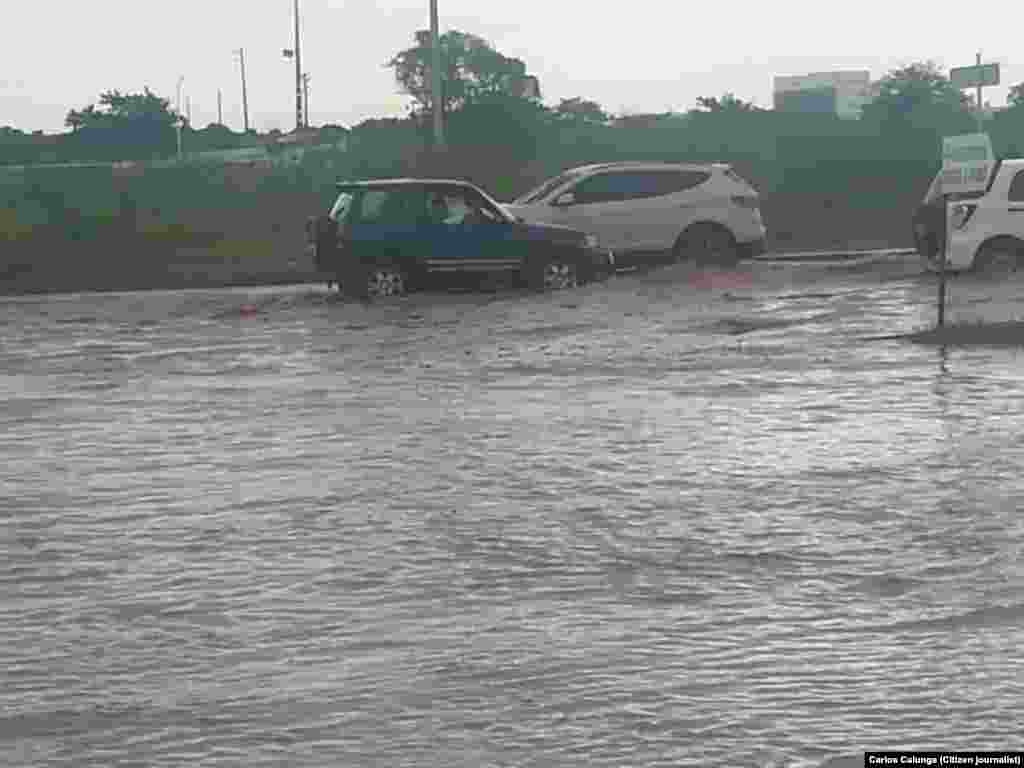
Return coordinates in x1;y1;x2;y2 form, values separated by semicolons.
2;264;1023;768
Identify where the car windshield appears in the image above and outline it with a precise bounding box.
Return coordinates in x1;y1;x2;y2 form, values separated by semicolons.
514;170;582;204
329;191;354;222
923;172;987;204
471;186;516;223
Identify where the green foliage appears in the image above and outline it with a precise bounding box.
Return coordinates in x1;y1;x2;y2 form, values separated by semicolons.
64;87;181;161
386;29;535;121
1006;82;1024;108
861;62;973;138
694;93;764;113
5;51;1016;259
554;97;609;124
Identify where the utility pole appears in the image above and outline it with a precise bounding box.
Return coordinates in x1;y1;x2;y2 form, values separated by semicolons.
293;0;303;130
187;96;192;126
429;0;444;151
976;51;984;133
236;48;250;133
218;89;223;125
302;73;311;128
176;76;184;160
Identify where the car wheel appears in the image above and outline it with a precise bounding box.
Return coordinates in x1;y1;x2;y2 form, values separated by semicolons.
365;265;408;297
973;241;1022;278
342;263;408;300
675;224;739;267
531;255;580;292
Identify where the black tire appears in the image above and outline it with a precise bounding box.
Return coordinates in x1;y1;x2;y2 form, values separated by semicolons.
342;262;409;300
526;252;583;292
674;224;739;267
972;240;1023;278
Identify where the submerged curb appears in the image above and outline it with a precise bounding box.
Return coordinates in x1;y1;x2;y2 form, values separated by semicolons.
755;247;918;263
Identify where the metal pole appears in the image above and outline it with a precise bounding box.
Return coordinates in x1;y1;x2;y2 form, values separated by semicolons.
218;89;223;125
938;192;948;327
429;0;445;151
294;0;303;130
176;76;184;159
303;73;310;128
976;51;984;132
238;48;250;133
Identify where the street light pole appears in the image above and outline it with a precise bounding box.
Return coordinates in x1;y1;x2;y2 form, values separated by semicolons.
236;48;250;133
302;73;311;128
294;0;303;130
176;76;184;160
429;0;444;151
976;51;984;133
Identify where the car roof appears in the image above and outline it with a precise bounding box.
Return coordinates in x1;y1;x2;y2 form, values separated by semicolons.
566;161;727;174
335;178;476;189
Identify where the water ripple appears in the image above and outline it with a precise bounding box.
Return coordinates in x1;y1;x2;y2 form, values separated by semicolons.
2;268;1023;767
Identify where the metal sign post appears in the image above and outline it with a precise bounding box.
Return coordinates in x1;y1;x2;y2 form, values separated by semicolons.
938;191;948;327
950;56;1000;131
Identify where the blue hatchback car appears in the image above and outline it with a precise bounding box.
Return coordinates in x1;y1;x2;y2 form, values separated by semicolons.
307;178;615;298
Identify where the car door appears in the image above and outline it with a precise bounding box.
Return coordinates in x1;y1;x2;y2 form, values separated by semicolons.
640;169;714;249
421;186;520;274
545;171;635;253
1006;170;1024;234
345;186;430;268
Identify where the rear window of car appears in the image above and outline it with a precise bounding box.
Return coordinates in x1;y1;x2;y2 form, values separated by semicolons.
353;187;427;224
653;170;710;195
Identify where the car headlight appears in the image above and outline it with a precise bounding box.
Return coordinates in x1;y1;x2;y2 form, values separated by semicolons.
584;234;600;249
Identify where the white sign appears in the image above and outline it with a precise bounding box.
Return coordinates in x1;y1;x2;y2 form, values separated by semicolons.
941;133;995;194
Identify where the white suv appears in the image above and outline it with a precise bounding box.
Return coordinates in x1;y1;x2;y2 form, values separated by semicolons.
942;158;1024;275
503;162;767;268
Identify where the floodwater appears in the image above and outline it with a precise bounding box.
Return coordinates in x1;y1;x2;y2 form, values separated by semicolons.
2;259;1023;768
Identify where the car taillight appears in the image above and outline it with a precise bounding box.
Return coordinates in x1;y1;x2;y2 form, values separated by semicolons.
731;195;759;209
950;203;978;229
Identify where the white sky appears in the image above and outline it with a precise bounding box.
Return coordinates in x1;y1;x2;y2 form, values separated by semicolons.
1;0;1018;133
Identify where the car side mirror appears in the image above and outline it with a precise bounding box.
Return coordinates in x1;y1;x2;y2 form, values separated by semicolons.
552;192;575;207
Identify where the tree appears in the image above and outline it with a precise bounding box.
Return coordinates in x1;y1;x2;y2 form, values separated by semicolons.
694;93;763;113
861;62;971;127
554;97;609;124
65;87;181;159
386;30;535;119
1007;82;1024;108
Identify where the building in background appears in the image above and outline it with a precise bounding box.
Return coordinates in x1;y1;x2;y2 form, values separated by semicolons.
773;71;875;119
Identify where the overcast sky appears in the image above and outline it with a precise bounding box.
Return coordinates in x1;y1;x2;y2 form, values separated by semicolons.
2;0;1019;133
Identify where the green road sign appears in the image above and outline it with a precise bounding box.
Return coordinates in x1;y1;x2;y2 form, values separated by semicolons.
950;63;1000;89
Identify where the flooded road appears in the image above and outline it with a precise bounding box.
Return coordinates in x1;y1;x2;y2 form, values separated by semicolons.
2;260;1023;767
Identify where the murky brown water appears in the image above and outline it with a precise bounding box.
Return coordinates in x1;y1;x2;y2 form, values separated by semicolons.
2;259;1023;768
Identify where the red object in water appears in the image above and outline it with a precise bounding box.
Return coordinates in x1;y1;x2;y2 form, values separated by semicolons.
240;303;258;315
